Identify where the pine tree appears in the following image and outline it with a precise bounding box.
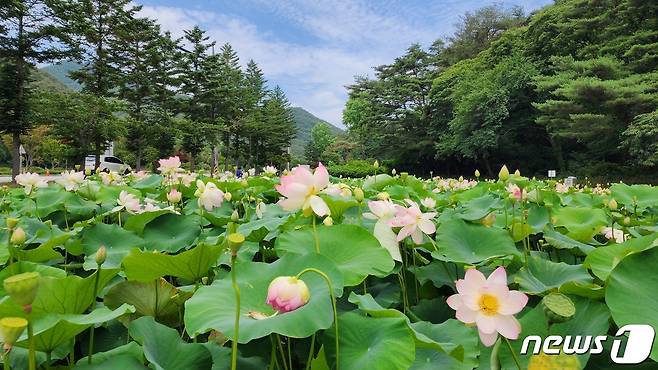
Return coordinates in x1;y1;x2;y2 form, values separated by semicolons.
0;0;72;180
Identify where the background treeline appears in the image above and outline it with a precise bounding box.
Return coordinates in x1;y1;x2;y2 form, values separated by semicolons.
0;0;296;179
343;0;658;179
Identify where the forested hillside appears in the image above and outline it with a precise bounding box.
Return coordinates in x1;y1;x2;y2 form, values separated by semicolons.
344;0;658;178
290;107;343;157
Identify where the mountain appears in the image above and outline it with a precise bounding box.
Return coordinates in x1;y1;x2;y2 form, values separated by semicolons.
31;68;71;93
40;61;82;91
290;107;343;158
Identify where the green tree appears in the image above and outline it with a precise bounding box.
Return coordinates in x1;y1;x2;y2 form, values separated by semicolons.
304;123;335;164
0;0;72;180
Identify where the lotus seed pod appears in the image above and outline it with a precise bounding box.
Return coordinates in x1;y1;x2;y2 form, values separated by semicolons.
608;198;618;210
542;293;575;323
228;232;245;256
498;165;510;181
6;217;19;230
95;245;107;266
10;227;26;245
85;168;92;176
0;317;28;347
323;217;333;226
528;352;580;370
354;188;364;202
3;272;40;308
474;169;480;178
400;172;408;181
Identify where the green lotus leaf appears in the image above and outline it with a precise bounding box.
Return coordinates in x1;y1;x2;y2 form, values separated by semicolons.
432;219;519;264
184;253;343;342
606;247;658;361
129;316;213;370
275;224;394;286
323;311;415;370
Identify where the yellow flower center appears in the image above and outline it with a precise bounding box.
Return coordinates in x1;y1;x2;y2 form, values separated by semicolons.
478;294;499;316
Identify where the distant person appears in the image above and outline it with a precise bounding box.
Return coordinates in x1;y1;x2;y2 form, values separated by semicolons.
236;168;243;178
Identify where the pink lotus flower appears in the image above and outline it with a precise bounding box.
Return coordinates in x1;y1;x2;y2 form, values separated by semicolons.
275;163;330;217
167;188;182;203
364;200;402;261
506;184;527;202
266;276;310;313
388;199;437;244
158;156;181;176
447;267;528;347
194;180;224;211
114;190;141;213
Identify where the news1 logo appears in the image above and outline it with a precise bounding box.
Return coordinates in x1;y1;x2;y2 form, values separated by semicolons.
520;324;656;364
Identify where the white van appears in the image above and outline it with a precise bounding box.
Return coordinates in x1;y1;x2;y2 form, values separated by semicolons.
84;155;132;174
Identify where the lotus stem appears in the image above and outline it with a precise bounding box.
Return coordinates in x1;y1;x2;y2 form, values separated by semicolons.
88;268;102;364
275;334;289;370
3;347;10;370
27;320;35;370
311;216;320;253
305;334;315;370
231;254;240;370
490;337;501;370
504;337;522;370
296;268;339;370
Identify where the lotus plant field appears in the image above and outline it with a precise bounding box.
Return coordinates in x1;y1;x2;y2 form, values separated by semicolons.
1;159;658;370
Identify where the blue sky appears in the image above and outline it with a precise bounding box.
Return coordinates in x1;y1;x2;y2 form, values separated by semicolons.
137;0;553;127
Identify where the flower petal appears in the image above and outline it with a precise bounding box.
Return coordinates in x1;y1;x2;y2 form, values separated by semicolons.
476;312;497;334
309;195;330;217
456;269;486;295
498;290;528;315
487;266;508;286
417;219;436;235
479;330;498;347
495;315;522;340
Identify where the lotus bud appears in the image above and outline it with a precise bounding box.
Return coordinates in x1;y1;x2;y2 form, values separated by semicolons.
498;165;510;181
224;192;232;201
3;272;40;308
474;169;480;178
0;317;28;348
481;212;496;227
85;168;92;176
608;198;618;210
323;217;333;226
227;232;245;256
623;216;631;226
167;189;182;203
514;169;521;177
376;192;390;201
373;160;379;169
391;168;396;175
95;245;107;266
6;217;19;230
266;276;310;313
354;188;364;202
10;227;26;245
231;210;239;222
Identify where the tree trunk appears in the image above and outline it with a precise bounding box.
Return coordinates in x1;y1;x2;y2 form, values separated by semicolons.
223;134;230;171
135;147;142;172
189;153;195;171
11;132;21;182
483;156;493;178
211;145;218;178
547;135;566;173
94;139;102;169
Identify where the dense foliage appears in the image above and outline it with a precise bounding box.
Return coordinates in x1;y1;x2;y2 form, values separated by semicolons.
0;0;297;178
0;163;657;369
344;0;658;178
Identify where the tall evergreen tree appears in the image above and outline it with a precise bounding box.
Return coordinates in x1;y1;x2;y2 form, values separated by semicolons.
0;0;72;180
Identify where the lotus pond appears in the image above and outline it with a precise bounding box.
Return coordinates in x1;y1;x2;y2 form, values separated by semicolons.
1;161;657;370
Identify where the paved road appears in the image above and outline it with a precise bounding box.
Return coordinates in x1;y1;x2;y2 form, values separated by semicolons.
0;175;62;184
